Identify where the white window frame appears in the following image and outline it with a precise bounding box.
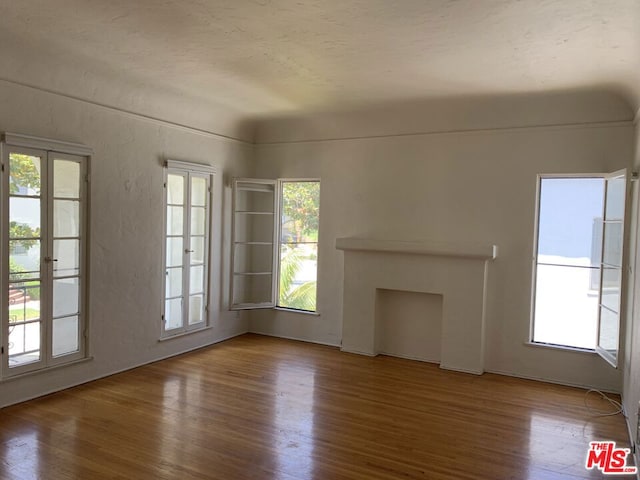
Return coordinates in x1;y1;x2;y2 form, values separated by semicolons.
530;170;629;367
1;133;91;378
161;159;215;338
230;178;320;314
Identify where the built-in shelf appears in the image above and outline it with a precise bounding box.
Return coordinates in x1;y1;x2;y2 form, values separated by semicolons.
335;238;497;260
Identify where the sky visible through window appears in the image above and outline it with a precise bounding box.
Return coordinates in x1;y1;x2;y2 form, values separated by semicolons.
534;177;604;349
537;178;604;263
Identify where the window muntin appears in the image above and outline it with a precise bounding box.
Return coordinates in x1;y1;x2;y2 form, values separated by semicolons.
277;181;320;312
162;165;213;337
3;146;88;377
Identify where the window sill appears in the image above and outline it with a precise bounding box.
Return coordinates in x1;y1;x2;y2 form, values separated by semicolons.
524;341;596;355
159;325;213;342
1;356;94;383
274;307;321;317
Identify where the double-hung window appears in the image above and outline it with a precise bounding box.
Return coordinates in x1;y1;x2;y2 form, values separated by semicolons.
230;178;320;313
162;160;214;338
1;133;90;377
531;170;627;367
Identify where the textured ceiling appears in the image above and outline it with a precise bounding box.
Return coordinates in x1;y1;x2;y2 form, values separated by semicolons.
1;0;639;118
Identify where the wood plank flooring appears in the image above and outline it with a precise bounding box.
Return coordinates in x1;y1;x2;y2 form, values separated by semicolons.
0;334;634;479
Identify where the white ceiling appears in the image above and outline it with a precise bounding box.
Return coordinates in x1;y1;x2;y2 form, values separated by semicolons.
1;0;639;118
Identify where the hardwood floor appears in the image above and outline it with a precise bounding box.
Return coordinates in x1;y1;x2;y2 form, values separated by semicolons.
0;334;633;479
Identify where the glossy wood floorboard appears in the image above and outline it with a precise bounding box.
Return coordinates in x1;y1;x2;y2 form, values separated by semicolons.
0;334;633;479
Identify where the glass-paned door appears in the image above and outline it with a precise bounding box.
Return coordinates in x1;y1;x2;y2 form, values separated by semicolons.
162;167;211;337
3;147;87;376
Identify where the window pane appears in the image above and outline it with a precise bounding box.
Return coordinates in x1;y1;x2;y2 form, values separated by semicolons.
234;243;273;273
54;200;80;237
278;243;318;311
191;236;205;264
190;265;204;294
53;159;80;198
280;182;320;243
165;298;182;330
601;266;621;314
166;267;182;298
189;295;204;325
9;153;41;196
166;237;183;267
235;183;274;213
52;316;79;357
598;307;619;358
53;277;79;318
605;176;625;220
602;221;623;267
533;264;598;349
191;177;207;207
9;321;41;367
166;206;183;236
10;240;40;281
10;197;41;234
232;274;273;306
234;213;273;243
53;239;79;277
9;282;41;324
191;207;206;235
537;178;604;266
167;174;184;205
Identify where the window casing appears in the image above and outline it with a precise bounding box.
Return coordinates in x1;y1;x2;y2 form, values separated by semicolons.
1;133;90;378
162;160;214;338
230;178;320;313
531;171;627;367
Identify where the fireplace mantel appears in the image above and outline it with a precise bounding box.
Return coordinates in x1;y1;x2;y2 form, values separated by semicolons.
336;237;497;374
335;238;497;260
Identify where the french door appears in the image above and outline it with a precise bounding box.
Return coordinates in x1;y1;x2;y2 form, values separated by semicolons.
2;145;87;376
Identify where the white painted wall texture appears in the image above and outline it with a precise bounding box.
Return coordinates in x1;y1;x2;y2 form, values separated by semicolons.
250;100;635;392
0;80;252;408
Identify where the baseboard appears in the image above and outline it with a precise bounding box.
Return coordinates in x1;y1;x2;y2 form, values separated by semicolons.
249;330;340;349
486;367;621;394
340;346;377;356
440;364;484;375
378;350;440;365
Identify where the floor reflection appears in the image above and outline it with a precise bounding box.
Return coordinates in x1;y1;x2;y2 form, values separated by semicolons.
273;363;316;479
526;410;603;479
0;429;40;480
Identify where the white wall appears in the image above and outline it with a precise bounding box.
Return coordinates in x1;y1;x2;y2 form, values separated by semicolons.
0;80;252;407
250;95;635;392
623;116;640;452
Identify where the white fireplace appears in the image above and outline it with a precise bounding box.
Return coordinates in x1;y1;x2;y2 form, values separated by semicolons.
336;238;497;374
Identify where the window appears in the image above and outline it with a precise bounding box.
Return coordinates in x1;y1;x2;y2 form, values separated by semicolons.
162;160;214;338
230;178;320;313
1;133;90;377
531;171;626;367
278;181;320;312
